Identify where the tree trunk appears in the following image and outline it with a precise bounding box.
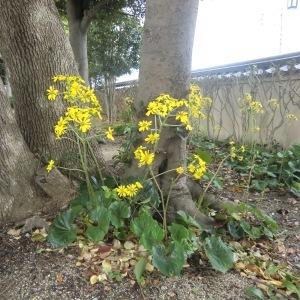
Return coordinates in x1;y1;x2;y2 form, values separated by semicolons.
0;0;79;163
104;75;116;123
135;0;213;226
67;0;89;82
0;79;75;223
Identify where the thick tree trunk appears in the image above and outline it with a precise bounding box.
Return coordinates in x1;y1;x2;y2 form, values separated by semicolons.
135;0;213;226
0;79;74;223
67;0;89;83
0;0;78;163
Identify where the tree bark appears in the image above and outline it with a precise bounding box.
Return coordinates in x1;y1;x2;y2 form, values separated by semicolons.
0;0;80;163
135;0;213;226
0;79;74;224
67;0;89;82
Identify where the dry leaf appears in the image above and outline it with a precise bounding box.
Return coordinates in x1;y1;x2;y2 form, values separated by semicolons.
90;275;98;285
124;241;135;250
56;272;64;283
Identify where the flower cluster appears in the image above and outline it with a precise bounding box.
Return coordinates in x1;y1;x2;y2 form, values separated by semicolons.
134;85;209;169
115;181;143;198
286;113;298;121
268;98;279;109
243;93;264;114
230;141;245;161
188;154;206;180
46;75;102;138
134;146;155;167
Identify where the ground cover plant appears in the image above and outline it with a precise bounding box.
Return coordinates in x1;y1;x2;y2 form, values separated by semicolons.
35;76;300;299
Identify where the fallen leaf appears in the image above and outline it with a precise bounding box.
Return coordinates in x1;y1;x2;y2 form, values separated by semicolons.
7;228;21;237
124;241;135;250
98;273;107;282
102;260;112;274
90;275;98;285
56;272;64;284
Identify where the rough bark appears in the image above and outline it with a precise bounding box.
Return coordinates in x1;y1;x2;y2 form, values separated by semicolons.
0;79;74;224
104;75;116;123
0;0;78;162
135;0;214;227
0;0;107;171
67;0;89;82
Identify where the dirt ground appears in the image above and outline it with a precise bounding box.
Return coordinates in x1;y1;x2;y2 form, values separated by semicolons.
0;143;299;300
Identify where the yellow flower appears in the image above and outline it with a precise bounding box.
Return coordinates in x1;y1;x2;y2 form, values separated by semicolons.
176;166;185;174
126;184;139;197
115;185;128;198
175;111;189;125
134;146;146;160
145;133;160;144
134;147;154;167
105;127;115;141
138;120;152;132
188;163;196;173
47;86;59;101
249;101;264;114
139;150;155;167
240;145;245;153
188;155;206;180
286;113;298;121
54;117;68;138
46;160;55;173
79;117;91;133
115;182;143;198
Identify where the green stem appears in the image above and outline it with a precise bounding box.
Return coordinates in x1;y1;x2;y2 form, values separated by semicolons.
150;168;166;230
197;155;229;208
86;139;105;184
76;136;94;200
57;166;85;173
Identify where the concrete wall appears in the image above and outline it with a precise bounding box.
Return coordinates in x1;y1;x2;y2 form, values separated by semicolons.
195;70;300;147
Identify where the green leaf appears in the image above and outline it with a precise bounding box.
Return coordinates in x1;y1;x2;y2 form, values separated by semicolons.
140;223;164;251
131;209;164;250
175;211;201;229
283;280;300;299
89;206;110;226
168;223;197;255
240;220;262;239
109;201;131;228
86;224;107;242
152;243;185;276
245;287;265;300
86;207;110;242
134;181;160;207
195;149;213;163
227;220;245;240
204;235;234;273
134;257;147;284
47;209;78;248
131;209;153;237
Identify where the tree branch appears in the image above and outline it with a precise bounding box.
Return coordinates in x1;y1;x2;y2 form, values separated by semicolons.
81;2;104;31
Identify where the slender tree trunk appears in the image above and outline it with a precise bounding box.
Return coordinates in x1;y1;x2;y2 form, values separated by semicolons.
0;79;75;223
104;75;116;123
67;0;89;82
135;0;213;226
